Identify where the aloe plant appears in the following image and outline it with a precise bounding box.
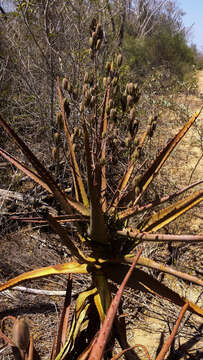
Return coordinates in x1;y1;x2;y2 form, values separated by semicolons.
0;19;202;359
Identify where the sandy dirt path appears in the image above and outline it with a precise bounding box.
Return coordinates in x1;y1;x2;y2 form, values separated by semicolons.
177;71;203;184
197;69;203;92
132;72;203;358
169;71;203;233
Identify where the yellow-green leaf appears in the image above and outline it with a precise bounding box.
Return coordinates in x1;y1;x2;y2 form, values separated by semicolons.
138;190;203;233
66;197;90;216
56;288;97;360
93;272;112;322
56;303;90;360
0;262;88;292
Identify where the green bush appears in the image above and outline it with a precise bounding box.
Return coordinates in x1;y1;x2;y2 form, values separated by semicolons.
123;25;196;81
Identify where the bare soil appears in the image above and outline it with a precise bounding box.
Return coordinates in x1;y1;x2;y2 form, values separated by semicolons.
131;71;203;359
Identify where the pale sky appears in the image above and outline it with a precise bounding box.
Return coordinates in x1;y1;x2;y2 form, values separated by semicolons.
178;0;203;52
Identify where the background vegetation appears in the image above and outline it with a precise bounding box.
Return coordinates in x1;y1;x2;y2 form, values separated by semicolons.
0;0;201;145
0;1;202;359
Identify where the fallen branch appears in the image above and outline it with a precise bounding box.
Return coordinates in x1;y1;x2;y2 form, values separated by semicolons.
3;286;67;296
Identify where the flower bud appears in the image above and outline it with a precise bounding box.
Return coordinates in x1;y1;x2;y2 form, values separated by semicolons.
84;72;89;84
112;76;118;87
127;95;133;107
67;81;73;94
72;88;78;100
54;132;60;144
126;83;134;95
62;78;68;91
52;146;57;161
130;107;136;121
90;95;96;108
133;175;142;186
96;39;102;50
89;48;94;59
89;36;94;48
110;108;116;122
117;54;123;67
105;61;111;74
56;112;63;128
63;98;71;117
79;102;84;112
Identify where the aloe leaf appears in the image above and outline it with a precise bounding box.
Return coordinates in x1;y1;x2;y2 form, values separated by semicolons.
81;112;99;202
93;271;112;322
56;288;97;360
0;115;72;215
138;190;203;232
44;213;91;263
109;157;135;214
137;180;203;214
88;249;143;360
109;118;150;213
0;148;89;218
109;148;142;214
156;303;189;360
0;148;51;192
59;303;90;359
57;77;89;207
111;344;151;360
118;180;203;220
104;263;203;317
82;113;109;244
81;112;95;196
75;288;97;315
0;262;88;292
50;334;57;360
77;336;98;360
140;109;202;195
89;195;109;244
27;335;34;360
53;276;72;357
66;288;96;351
65;197;90;216
124;256;203;287
119;109;202;209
